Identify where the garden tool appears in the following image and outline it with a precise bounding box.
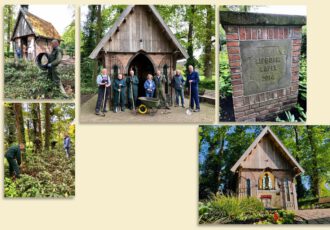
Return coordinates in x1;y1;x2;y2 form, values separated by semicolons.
130;82;137;115
100;85;107;117
186;81;193;115
115;85;121;113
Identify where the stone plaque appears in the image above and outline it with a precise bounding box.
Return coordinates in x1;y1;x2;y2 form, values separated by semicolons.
240;40;292;96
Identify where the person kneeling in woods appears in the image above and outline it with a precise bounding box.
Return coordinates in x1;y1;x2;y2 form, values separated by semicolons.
5;143;25;179
113;74;126;112
47;39;67;96
144;74;156;98
172;70;185;108
95;68;111;115
63;133;71;158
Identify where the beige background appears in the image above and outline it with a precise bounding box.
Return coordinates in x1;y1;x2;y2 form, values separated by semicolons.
1;0;329;229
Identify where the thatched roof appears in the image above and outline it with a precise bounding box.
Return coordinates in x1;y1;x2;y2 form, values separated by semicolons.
12;8;61;40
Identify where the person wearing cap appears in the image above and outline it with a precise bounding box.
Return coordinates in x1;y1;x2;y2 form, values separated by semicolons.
5;143;25;179
47;39;66;95
95;68;111;115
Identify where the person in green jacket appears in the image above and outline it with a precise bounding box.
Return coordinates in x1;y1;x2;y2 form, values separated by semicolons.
126;70;139;110
47;39;66;95
113;74;127;112
5;143;25;179
154;69;170;109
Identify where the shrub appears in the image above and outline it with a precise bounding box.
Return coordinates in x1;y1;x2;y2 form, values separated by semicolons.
219;50;232;98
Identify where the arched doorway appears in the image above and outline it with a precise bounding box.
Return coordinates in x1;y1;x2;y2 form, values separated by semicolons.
127;53;155;98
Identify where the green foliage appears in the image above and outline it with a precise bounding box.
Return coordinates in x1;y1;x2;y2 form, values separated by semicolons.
199;195;266;224
199;79;215;90
5;152;75;198
219;50;232;98
299;55;307;101
4;59;74;99
61;20;75;56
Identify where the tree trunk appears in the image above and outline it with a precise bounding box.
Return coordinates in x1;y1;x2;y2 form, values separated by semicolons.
7;6;12;54
306;126;320;197
14;103;25;145
31;104;42;153
44;104;51;150
293;126;305;198
5;104;16;145
185;5;196;73
203;6;213;79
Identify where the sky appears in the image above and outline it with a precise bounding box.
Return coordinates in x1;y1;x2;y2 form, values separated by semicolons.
251;5;307;16
14;5;74;35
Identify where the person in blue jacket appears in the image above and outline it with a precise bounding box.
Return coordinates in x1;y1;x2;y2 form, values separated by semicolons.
185;65;200;112
171;70;185;108
63;133;71;158
144;74;156;97
5;143;25;179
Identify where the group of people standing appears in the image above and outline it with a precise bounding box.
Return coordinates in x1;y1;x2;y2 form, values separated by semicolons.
95;65;200;115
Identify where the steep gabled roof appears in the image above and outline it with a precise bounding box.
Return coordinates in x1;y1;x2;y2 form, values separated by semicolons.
230;126;305;174
11;8;61;40
89;5;189;59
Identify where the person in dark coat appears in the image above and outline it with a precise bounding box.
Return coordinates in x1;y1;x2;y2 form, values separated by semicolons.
185;65;200;112
171;70;185;108
47;40;66;95
5;143;25;179
126;70;139;110
113;74;127;112
154;69;170;109
63;133;71;158
95;68;111;115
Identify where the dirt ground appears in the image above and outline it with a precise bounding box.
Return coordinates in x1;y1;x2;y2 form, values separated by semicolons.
80;95;215;124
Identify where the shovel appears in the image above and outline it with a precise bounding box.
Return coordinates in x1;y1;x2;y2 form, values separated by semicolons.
115;85;121;113
130;83;137;115
100;85;107;117
186;81;193;115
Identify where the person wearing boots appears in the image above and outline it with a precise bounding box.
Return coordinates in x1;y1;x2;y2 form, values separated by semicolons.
95;68;111;115
113;74;127;112
5;143;25;179
126;70;139;110
186;65;200;112
154;69;170;109
172;70;185;108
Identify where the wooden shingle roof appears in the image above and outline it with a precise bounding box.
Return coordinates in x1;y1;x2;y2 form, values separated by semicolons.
89;5;188;59
230;126;305;174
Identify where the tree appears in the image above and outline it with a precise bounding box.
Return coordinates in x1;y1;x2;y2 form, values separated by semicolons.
4;5;16;55
14;103;25;145
44;104;52;150
202;5;214;78
4;103;16;146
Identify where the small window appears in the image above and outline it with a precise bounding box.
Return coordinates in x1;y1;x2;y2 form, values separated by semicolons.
285;178;290;201
258;171;275;190
246;179;251;197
